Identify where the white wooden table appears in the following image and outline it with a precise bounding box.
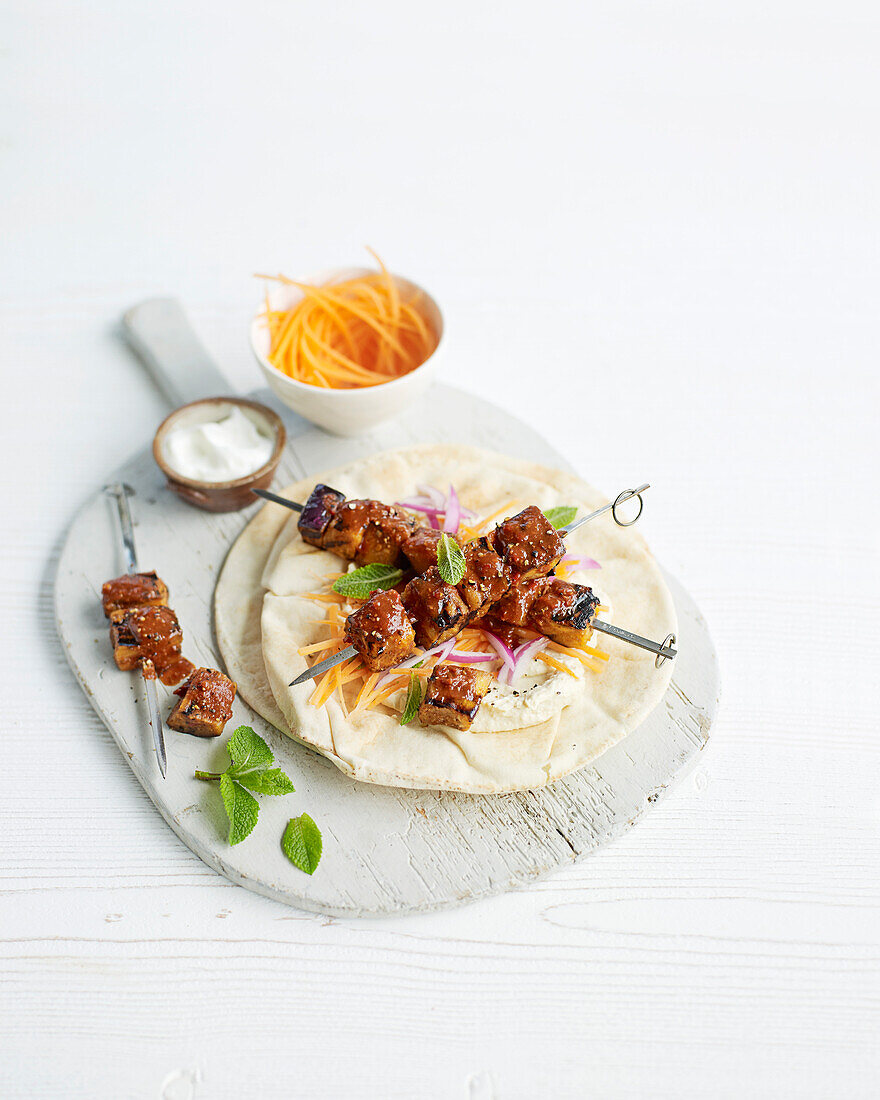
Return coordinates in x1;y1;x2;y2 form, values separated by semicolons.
3;2;878;1096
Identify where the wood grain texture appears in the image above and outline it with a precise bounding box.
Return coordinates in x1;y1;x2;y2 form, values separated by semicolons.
55;385;718;916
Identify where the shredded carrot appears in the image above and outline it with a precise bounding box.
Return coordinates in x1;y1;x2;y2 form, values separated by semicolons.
335;663;348;717
310;667;338;707
536;652;579;678
473;499;519;534
548;640;610;666
257;255;438;390
297;638;344;656
308;653;365;706
352;672;382;713
369;681;411;707
369;686;404;707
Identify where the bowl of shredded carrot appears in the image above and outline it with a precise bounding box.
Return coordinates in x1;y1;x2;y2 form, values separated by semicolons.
250;256;443;435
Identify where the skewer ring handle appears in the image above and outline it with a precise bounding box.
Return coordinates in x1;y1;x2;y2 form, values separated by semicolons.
655;633;677;668
611;487;645;527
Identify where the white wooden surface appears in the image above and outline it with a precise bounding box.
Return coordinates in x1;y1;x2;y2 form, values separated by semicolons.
3;1;879;1096
55;385;717;916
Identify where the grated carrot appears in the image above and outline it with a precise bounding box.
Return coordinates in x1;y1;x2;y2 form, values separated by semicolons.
352;672;381;713
257;256;438;391
536;652;579;678
547;640;610;666
335;663;348;717
370;681;410;707
297;638;344;656
310;667;338;707
473;499;519;534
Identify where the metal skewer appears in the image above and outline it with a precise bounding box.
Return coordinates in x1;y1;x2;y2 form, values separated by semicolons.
280;479;671;686
252;487;303;512
289;616;677;687
590;623;677;667
292;645;358;685
561;484;649;534
104;483;167;778
254;483;650;528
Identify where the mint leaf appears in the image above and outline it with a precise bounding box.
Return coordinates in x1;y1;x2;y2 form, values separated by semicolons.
543;505;577;529
282;813;323;874
225;726;294;792
436;533;465;585
219;774;259;846
234;766;295;796
196;725;294;845
227;725;274;770
333;563;403;600
399;673;422;726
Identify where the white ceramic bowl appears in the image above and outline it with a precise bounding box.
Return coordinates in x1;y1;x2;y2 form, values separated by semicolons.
250;266;443;436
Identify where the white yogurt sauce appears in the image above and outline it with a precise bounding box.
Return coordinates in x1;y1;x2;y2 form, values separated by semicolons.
164;407;274;482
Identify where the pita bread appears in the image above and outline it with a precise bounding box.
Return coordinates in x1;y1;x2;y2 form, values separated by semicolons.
215;445;676;793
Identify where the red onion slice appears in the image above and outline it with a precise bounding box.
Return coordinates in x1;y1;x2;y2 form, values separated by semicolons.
443;483;461;535
416;483;446;509
506;637;548;683
561;553;601;570
446;650;498;663
395;500;443;516
482;630;516;672
375;637;458;692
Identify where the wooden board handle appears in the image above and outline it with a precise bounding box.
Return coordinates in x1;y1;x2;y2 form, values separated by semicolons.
122;298;232;407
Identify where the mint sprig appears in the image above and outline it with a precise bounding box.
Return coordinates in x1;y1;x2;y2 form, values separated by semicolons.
436;533;466;585
282;813;323;875
399;673;422;726
195;726;295;845
333;563;403;600
543;505;577;529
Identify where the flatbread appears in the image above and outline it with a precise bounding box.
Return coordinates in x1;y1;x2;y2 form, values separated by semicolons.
215;445;676;793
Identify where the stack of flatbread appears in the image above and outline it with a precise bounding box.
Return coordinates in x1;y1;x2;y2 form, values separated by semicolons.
215;445;676;794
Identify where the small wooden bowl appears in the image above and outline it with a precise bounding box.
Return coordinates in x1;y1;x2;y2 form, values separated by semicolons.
152;397;286;513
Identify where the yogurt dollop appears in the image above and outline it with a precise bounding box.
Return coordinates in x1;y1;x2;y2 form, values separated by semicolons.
164;407;274;482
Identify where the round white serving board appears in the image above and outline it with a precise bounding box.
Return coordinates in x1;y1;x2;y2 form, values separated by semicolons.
56;382;719;917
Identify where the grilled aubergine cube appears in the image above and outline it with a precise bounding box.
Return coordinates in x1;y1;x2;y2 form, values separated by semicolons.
167;667;237;738
528;579;599;648
418;663;493;731
494;577;599;649
298;483;346;547
109;604;183;672
458;536;512;614
109;608;144;671
101;572;168;617
344;589;416;671
321;499;377;560
355;504;416;567
493;505;565;581
401;527;443;574
402;567;470;648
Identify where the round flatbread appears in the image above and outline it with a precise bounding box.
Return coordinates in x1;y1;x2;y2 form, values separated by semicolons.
215;445;676;794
